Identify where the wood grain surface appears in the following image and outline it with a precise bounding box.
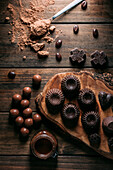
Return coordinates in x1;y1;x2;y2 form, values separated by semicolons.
0;0;113;169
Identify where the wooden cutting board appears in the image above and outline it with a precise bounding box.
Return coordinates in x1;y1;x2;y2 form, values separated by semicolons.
35;71;113;160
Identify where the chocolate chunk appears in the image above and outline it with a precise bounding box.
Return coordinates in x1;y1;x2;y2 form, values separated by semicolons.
38;51;49;58
88;133;101;148
93;29;99;38
73;25;79;34
98;92;113;110
8;71;16;79
69;48;86;66
55;39;62;48
102;116;113;137
56;53;62;62
91;50;108;68
81;1;87;10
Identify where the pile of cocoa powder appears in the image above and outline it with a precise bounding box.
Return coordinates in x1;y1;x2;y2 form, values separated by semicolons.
7;0;57;53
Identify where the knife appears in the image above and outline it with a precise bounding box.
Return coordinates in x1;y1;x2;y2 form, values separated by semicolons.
52;0;83;20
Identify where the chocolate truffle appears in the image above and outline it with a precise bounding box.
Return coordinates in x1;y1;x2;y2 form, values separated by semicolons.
12;94;22;105
55;39;62;48
20;127;29;137
88;133;101;148
98;91;113;111
23;87;31;99
91;50;108;68
15;116;24;127
33;114;42;124
81;111;100;134
69;48;86;66
61;103;80;128
8;71;16;79
23;108;32;118
108;137;113;152
9;109;19;119
78;88;96;111
32;75;41;86
61;75;80;99
45;88;65;114
20;99;30;110
24;118;33;129
102;116;113;137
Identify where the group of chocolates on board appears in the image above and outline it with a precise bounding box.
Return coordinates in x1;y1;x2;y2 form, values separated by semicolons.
45;74;113;151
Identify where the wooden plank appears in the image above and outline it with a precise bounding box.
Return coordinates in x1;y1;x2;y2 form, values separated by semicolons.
0;0;113;23
0;68;113;112
0;113;97;156
0;155;113;170
0;24;113;68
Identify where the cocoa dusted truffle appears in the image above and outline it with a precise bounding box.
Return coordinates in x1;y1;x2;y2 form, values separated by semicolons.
108;137;113;152
20;127;29;138
98;91;113;111
61;75;80;99
78;88;96;111
12;94;22;105
9;109;19;119
20;99;30;110
88;133;101;148
15;116;24;127
61;103;80;128
23;108;32;118
69;48;86;66
81;111;100;134
23;87;31;99
102;116;113;137
45;88;65;114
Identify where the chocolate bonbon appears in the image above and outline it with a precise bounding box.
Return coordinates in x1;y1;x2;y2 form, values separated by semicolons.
23;108;32;118
20;99;30;110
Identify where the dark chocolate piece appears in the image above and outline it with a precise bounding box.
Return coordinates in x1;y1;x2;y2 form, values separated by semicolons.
56;53;62;62
102;116;113;137
61;75;80;99
91;50;108;68
55;39;62;48
23;108;32;118
45;88;65;114
81;1;87;10
93;29;99;38
78;88;96;111
69;48;86;66
61;103;80;128
8;71;16;79
81;111;100;134
98;91;113;110
73;25;79;34
88;133;101;148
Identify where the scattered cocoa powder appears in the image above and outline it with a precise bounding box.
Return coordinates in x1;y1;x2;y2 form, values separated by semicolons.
31;42;45;52
38;51;49;58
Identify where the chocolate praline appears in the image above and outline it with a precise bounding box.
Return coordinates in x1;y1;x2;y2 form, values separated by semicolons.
45;88;65;114
9;109;19;119
61;75;80;99
23;108;32;118
15;116;24;127
81;111;100;134
61;103;80;128
78;88;96;111
20;99;30;110
20;127;29;138
23;87;31;99
102;116;113;137
24;118;33;129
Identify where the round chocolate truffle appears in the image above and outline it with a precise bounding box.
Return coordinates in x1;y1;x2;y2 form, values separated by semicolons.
88;133;101;148
12;94;22;105
20;99;30;110
32;75;42;86
9;109;19;119
61;75;80;99
15;116;24;127
81;111;100;134
23;108;32;118
45;88;65;114
108;137;113;152
78;88;96;111
102;116;113;137
33;114;42;123
24;118;33;128
61;103;80;128
20;127;29;137
8;71;16;79
23;87;31;99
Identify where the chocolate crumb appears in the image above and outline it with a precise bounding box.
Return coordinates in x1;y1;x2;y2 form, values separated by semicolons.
38;51;49;58
31;43;45;52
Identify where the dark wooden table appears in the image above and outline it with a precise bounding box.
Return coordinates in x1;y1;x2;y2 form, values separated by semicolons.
0;0;113;169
